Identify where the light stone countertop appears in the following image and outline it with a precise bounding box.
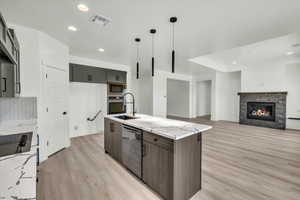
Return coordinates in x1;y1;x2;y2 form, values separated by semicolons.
105;114;212;140
0;119;38;200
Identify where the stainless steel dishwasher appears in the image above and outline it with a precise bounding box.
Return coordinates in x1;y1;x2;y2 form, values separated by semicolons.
122;124;142;178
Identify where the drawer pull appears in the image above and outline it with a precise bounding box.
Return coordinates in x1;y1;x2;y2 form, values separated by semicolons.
153;138;158;142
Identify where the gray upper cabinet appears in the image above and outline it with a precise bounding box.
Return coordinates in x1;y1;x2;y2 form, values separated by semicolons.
89;67;107;83
70;64;87;82
107;70;126;84
0;12;18;65
70;63;127;84
0;12;20;98
70;63;107;84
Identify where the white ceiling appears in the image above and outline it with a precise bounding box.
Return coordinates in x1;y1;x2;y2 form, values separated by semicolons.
1;0;300;75
190;33;300;72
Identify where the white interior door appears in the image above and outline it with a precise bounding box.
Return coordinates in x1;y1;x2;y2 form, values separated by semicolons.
45;66;69;156
153;75;167;117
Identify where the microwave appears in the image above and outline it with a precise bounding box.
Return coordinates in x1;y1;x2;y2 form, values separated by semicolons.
108;83;125;94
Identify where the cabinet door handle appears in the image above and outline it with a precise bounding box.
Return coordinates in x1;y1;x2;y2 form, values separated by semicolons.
197;133;202;142
2;78;7;92
87;74;92;81
17;82;21;93
153;138;158;142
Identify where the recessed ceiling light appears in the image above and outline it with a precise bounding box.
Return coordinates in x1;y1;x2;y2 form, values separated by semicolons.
232;61;237;65
98;48;105;52
68;26;77;31
77;4;89;12
286;51;295;56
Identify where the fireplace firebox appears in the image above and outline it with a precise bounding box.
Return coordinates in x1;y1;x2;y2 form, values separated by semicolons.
247;102;276;121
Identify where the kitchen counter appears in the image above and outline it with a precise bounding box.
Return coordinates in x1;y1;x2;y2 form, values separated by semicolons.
0;120;38;200
105;114;212;140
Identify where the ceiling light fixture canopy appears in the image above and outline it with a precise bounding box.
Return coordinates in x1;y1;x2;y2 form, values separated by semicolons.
135;38;141;79
150;29;156;77
170;17;177;73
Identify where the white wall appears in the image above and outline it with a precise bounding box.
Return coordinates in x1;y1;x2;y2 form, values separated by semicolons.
215;71;241;122
38;31;71;158
11;24;137;161
167;79;190;118
11;24;70;162
69;83;107;137
285;63;300;130
69;56;133;136
241;61;286;92
196;81;211;117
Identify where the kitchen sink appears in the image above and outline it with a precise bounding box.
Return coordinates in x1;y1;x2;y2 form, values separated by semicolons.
114;115;138;120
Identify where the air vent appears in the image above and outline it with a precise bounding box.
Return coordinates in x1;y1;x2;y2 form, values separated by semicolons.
89;14;111;26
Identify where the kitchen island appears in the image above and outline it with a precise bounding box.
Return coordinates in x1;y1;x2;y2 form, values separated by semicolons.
104;114;212;200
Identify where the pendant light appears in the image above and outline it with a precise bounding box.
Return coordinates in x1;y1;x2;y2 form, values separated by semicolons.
135;38;141;79
150;29;156;77
170;17;177;73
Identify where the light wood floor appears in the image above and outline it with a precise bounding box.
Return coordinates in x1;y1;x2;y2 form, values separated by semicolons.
37;118;300;200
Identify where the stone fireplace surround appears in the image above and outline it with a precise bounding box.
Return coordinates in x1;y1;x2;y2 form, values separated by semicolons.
238;92;287;129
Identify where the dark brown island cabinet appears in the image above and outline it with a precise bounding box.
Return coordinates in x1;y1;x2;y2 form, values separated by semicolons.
104;118;202;200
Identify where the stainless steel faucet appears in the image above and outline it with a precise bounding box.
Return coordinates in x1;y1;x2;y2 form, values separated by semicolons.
122;92;136;116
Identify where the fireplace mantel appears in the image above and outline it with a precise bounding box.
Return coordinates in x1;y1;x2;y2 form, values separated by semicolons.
238;91;288;95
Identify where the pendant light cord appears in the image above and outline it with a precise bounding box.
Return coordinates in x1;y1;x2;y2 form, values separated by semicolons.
152;34;154;57
172;23;175;50
136;43;139;62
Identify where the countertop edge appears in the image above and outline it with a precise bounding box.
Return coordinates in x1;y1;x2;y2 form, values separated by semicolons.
0;120;38;136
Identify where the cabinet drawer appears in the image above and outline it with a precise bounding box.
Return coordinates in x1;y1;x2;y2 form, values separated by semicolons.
143;132;173;151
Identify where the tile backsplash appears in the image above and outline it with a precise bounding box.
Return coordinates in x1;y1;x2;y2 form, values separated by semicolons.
0;97;37;122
